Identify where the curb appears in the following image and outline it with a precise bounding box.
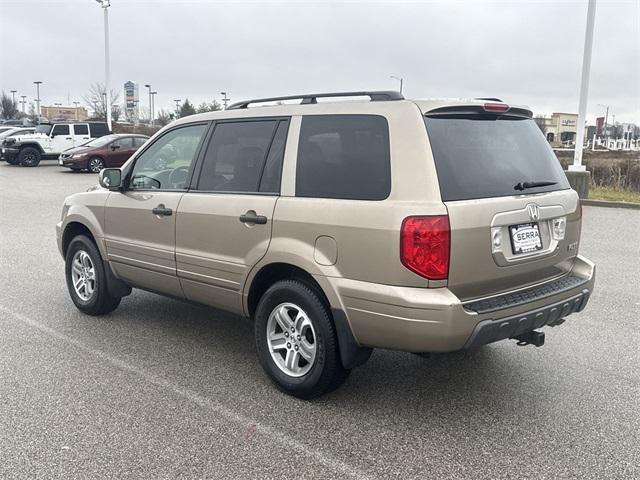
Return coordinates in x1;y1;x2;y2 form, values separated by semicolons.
582;199;640;210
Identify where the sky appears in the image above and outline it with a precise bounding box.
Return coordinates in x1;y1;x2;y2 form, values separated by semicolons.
1;0;639;123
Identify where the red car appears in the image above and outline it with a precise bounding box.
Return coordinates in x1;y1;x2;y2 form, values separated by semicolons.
59;134;149;172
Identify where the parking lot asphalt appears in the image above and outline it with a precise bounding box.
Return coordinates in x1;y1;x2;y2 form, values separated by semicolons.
1;162;639;479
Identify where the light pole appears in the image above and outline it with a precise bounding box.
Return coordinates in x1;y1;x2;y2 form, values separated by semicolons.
151;91;157;127
95;0;112;131
570;0;597;172
20;96;27;113
174;99;181;117
390;75;403;94
220;92;229;110
73;101;80;120
102;92;107;120
10;90;17;104
144;84;152;125
34;81;42;117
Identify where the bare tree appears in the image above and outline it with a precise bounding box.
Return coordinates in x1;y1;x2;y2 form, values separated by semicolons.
156;109;173;127
534;115;547;134
1;91;19;119
196;100;222;114
82;83;120;120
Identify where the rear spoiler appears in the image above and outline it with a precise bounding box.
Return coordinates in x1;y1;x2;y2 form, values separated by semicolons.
425;104;533;119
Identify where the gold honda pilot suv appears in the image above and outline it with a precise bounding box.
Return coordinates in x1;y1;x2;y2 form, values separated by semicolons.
57;91;595;398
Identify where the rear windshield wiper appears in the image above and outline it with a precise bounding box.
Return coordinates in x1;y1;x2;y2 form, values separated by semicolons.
514;181;557;191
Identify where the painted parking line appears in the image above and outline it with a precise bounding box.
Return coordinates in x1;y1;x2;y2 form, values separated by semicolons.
0;304;370;480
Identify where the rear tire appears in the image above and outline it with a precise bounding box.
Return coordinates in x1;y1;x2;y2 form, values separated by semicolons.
255;280;350;399
65;235;121;316
88;156;105;173
18;147;41;167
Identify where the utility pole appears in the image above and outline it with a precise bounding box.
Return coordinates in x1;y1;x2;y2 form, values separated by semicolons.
145;84;152;125
34;81;43;117
570;0;597;172
20;95;27;113
220;92;229;110
10;90;17;104
95;0;112;131
151;91;157;127
174;99;181;117
390;75;403;94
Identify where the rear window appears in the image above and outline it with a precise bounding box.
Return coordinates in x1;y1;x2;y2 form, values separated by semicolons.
424;115;569;202
296;115;390;200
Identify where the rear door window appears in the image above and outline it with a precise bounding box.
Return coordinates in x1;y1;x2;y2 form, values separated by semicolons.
295;115;390;200
89;123;109;138
73;124;89;136
424;115;570;201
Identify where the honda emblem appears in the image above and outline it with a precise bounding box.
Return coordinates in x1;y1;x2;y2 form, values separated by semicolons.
526;203;540;222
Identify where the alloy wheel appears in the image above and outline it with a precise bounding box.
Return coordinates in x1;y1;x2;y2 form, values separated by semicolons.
266;302;317;377
71;250;96;301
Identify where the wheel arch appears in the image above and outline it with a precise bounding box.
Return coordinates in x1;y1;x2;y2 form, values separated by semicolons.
61;221;98;257
18;142;44;154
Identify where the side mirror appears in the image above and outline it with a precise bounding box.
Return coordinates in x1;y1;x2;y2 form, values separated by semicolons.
99;168;122;190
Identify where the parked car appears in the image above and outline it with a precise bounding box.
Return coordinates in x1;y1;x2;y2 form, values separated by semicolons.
59;134;149;172
57;91;595;399
2;121;110;167
0;127;36;162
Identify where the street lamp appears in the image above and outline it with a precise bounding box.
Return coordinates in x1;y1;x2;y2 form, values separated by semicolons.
390;75;403;94
150;91;157;127
220;92;229;110
33;81;43;117
95;0;112;131
20;95;27;113
10;90;17;104
173;99;181;117
145;84;152;125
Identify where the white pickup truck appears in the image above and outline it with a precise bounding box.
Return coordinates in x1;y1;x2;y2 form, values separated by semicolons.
2;121;110;166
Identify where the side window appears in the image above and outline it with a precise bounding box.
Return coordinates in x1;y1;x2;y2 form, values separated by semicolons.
295;115;391;200
197;120;279;193
51;124;70;137
133;137;147;148
111;137;133;149
129;124;206;190
89;123;108;138
73;124;89;136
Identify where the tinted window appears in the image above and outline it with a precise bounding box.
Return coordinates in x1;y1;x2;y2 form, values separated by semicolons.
73;124;89;135
89;123;109;138
51;125;70;136
111;137;133;148
424;115;570;202
129;124;206;190
197;120;278;192
133;137;147;148
296;115;390;200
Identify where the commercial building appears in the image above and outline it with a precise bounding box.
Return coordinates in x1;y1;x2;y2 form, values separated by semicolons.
40;105;88;121
543;112;578;146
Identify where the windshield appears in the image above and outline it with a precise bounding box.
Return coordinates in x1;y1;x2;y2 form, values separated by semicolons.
35;124;52;135
424;115;570;202
82;134;119;148
0;127;13;134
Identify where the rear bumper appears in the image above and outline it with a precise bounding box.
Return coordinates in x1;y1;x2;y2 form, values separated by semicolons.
330;254;595;353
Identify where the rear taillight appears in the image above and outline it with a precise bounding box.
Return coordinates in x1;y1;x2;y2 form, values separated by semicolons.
483;103;509;112
400;215;450;280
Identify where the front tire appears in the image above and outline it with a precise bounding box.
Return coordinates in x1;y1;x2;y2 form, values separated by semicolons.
255;280;349;399
18;147;41;167
65;235;121;315
88;156;105;173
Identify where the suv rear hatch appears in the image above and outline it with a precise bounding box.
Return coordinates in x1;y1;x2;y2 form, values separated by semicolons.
423;103;581;301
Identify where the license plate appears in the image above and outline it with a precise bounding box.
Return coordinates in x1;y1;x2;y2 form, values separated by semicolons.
509;222;542;254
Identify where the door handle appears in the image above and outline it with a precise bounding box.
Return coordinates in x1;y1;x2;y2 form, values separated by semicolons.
239;210;267;225
152;204;173;217
65;137;72;140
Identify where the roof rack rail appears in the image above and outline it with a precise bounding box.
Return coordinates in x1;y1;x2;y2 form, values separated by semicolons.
228;91;404;110
475;97;503;102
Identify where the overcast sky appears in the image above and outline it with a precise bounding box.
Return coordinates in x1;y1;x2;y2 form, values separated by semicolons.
1;0;638;123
